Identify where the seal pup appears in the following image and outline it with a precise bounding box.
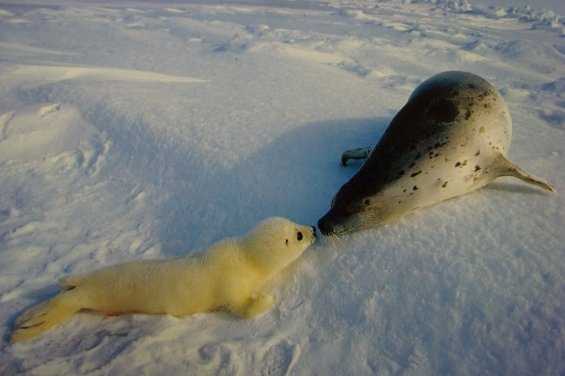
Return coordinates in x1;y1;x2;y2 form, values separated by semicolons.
319;71;554;235
11;217;317;342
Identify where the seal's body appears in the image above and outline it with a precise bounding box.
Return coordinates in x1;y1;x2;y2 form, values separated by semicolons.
12;217;317;342
319;71;554;235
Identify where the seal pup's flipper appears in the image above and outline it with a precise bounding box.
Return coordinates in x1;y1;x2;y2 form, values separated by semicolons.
341;147;372;166
231;293;275;319
11;291;81;343
491;154;555;193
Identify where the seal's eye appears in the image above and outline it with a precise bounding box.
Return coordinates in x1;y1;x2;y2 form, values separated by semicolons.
296;231;303;241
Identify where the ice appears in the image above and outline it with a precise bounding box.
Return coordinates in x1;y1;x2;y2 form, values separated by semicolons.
0;0;564;374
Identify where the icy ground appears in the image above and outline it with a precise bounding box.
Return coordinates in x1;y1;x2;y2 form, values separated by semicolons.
0;0;564;374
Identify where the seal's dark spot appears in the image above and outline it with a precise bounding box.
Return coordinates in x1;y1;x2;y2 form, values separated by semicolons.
455;162;461;167
364;199;371;206
442;181;448;188
413;185;418;191
475;150;480;156
465;110;471;120
475;165;481;172
427;99;459;123
409;162;416;168
410;171;422;177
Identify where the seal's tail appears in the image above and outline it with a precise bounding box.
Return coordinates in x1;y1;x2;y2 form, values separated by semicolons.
492;154;556;193
11;291;80;343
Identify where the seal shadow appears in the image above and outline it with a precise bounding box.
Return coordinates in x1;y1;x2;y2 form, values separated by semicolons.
156;117;390;256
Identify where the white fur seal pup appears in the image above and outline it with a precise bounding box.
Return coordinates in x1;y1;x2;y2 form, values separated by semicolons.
11;217;317;343
318;71;555;235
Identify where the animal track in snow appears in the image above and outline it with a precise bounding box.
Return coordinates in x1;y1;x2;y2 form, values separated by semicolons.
38;103;61;118
260;340;299;376
0;111;15;141
539;109;565;130
198;343;239;374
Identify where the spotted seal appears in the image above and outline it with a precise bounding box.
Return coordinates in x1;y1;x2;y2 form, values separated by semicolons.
318;71;554;235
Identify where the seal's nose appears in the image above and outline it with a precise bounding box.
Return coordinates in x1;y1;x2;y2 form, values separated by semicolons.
311;225;317;238
317;215;334;236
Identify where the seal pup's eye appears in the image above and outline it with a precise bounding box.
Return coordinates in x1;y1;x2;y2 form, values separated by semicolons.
296;232;303;241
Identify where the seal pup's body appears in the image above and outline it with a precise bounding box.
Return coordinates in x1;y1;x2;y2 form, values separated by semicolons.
12;217;317;342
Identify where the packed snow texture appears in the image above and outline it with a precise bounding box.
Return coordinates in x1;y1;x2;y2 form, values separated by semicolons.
0;0;564;375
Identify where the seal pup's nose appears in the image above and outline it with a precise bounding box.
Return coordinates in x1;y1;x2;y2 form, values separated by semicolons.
311;225;317;238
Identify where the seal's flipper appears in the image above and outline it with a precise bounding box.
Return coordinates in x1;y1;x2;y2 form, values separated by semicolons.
341;147;372;166
492;154;555;193
231;293;275;319
11;291;80;343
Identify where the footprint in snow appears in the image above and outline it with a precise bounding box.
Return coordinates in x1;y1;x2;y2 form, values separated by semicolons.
38;103;61;118
539;109;565;131
198;343;239;374
260;340;299;376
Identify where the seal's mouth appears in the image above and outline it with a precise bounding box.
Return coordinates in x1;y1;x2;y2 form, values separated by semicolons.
318;207;377;236
317;212;348;236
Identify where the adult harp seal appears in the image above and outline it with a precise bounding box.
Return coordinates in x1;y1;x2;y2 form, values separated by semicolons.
319;71;554;235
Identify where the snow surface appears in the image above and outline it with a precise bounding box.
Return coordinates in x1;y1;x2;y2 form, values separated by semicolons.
0;0;564;374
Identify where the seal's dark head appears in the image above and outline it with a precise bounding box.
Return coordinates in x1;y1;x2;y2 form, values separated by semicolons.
318;180;361;236
317;170;397;235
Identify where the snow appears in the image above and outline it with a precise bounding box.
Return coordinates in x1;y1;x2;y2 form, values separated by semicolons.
0;0;564;374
